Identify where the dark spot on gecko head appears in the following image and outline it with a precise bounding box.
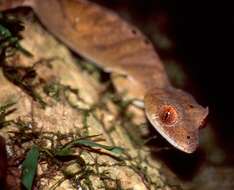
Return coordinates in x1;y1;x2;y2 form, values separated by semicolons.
131;29;137;35
144;39;150;45
144;87;208;153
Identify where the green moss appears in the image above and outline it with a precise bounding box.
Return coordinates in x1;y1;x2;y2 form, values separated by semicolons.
0;13;32;58
43;81;62;101
0;102;15;128
76;59;103;81
3;65;47;108
0;13;47;108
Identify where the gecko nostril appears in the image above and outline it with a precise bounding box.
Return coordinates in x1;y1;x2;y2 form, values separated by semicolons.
187;136;191;139
189;104;194;108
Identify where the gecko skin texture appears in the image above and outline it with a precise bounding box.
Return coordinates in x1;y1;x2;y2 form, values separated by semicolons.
0;0;208;153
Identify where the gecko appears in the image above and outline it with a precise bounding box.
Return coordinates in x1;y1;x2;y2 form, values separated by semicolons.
0;0;208;154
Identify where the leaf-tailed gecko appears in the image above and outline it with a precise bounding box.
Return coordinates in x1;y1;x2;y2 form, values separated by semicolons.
0;0;208;153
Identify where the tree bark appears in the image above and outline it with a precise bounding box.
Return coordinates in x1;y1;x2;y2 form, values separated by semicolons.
0;13;180;190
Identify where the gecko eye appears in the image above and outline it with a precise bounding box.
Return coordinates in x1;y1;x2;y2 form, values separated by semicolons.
159;105;178;125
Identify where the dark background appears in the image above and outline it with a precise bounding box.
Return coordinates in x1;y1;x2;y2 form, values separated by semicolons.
93;1;234;189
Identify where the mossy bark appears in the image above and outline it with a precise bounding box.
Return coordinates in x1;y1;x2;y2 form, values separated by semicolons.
0;14;180;190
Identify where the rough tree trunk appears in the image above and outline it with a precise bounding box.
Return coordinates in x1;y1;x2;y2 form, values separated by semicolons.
0;12;180;190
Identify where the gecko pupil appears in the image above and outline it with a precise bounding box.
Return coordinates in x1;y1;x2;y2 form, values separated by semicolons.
160;105;177;125
163;112;170;120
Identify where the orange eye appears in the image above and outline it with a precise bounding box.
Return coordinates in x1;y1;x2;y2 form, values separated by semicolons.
159;105;178;125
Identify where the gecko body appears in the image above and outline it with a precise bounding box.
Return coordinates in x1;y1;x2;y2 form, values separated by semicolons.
0;0;208;153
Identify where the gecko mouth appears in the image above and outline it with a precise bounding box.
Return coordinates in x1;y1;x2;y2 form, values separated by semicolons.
146;112;198;154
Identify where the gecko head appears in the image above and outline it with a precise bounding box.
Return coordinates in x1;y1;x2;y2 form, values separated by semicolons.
144;87;208;153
